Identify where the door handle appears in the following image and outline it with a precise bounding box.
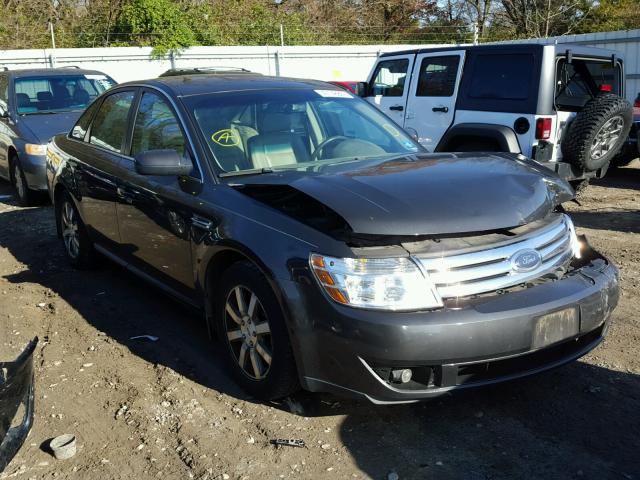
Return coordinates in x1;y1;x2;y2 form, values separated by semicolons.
389;105;404;111
116;187;133;204
432;106;449;113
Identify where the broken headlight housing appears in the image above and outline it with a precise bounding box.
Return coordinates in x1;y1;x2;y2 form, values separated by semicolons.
310;254;443;311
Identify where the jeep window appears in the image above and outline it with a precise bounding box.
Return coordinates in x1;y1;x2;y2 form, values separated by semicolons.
369;59;409;97
555;59;622;111
416;56;460;97
185;89;421;174
14;74;115;115
468;54;534;100
89;90;135;153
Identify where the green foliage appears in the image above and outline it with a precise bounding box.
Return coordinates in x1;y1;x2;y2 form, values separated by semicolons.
115;0;197;55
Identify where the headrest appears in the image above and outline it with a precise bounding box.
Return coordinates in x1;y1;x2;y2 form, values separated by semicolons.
37;91;53;102
16;93;31;107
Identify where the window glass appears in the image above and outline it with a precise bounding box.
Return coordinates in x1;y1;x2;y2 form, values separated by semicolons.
369;59;409;97
89;91;135;153
185;89;421;173
468;54;533;100
555;59;621;111
70;100;100;141
14;74;115;114
416;56;460;97
131;92;188;160
0;74;7;113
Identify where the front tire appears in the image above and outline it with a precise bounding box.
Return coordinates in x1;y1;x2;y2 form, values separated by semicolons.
11;156;36;207
57;192;96;269
215;261;299;400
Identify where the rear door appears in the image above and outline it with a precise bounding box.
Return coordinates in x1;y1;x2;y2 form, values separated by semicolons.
404;51;465;150
364;55;415;126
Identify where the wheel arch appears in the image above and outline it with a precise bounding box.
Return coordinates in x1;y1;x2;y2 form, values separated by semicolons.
435;123;521;153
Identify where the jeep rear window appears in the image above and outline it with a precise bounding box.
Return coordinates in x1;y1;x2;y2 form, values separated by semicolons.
555;59;621;111
467;54;533;100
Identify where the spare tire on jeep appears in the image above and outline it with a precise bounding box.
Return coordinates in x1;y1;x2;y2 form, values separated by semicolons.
561;94;633;172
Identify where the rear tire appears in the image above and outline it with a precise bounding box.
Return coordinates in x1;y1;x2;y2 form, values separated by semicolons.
561;94;633;172
57;192;96;269
10;156;36;207
214;261;299;400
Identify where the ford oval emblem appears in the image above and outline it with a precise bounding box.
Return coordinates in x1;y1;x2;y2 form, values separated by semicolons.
510;249;542;272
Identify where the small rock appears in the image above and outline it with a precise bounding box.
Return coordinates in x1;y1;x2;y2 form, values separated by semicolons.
136;444;145;451
161;401;171;408
37;302;46;308
388;471;399;480
247;436;255;444
82;363;93;368
326;467;334;472
435;461;443;466
321;443;331;450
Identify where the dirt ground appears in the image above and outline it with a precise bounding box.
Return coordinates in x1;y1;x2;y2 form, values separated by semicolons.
1;163;639;480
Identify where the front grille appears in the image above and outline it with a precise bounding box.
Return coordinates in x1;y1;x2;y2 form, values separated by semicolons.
416;215;574;299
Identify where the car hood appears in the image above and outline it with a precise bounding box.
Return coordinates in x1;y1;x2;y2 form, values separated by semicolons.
231;153;574;237
18;111;82;144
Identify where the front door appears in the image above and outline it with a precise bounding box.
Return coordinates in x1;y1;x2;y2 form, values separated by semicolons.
364;55;415;126
404;51;465;151
115;90;199;298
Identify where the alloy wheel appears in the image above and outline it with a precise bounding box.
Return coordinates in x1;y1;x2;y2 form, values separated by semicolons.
590;115;624;160
61;201;80;259
224;286;273;380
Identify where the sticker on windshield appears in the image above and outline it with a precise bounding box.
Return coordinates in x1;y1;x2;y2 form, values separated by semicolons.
85;74;107;80
314;89;353;99
212;129;240;147
383;123;401;137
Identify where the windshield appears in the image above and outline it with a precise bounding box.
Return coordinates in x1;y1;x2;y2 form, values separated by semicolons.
15;74;115;115
183;88;421;174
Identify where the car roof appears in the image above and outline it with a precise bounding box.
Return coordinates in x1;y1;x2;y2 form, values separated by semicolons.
3;67;111;78
379;42;621;59
122;74;337;97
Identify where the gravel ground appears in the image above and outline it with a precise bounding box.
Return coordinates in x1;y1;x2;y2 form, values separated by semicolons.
0;163;639;480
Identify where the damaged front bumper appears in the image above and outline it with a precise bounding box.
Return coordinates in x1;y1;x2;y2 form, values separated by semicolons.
285;243;618;404
0;338;37;472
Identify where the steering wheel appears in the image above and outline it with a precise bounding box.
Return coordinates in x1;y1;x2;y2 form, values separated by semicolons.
311;136;349;161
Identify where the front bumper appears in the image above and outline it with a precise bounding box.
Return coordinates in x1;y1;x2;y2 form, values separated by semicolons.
0;338;37;472
284;246;618;404
18;153;48;191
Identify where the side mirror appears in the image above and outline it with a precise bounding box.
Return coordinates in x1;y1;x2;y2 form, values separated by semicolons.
134;149;192;176
355;82;369;97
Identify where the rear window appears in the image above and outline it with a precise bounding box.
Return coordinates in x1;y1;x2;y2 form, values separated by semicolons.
416;55;460;97
555;59;622;111
468;54;534;100
14;74;115;114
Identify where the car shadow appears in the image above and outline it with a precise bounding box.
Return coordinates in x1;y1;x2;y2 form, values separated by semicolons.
0;184;639;479
592;164;640;191
571;208;640;234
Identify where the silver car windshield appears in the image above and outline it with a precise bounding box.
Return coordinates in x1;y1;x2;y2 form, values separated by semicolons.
184;88;421;174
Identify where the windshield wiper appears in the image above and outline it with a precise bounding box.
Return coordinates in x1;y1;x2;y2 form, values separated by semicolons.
219;167;274;178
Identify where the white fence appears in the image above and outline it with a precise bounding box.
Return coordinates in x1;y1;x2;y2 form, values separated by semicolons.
0;29;638;101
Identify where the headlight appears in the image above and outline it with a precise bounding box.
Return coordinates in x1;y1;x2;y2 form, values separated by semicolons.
25;144;47;155
564;214;582;259
310;254;443;311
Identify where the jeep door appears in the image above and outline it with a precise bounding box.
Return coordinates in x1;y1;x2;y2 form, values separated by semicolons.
364;55;415;126
114;89;199;301
404;51;465;150
72;89;136;251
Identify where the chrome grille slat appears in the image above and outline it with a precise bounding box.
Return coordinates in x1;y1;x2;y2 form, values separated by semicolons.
417;215;575;299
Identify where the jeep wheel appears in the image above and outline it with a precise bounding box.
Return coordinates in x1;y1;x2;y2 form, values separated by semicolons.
562;94;633;172
215;261;299;400
10;156;36;207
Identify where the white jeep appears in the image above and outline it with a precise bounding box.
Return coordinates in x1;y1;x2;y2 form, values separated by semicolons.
362;43;633;186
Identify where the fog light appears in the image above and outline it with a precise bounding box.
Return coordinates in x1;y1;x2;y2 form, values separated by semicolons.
391;368;412;384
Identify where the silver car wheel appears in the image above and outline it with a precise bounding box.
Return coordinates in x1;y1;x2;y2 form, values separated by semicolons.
61;201;80;259
224;286;273;380
590;115;624;160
